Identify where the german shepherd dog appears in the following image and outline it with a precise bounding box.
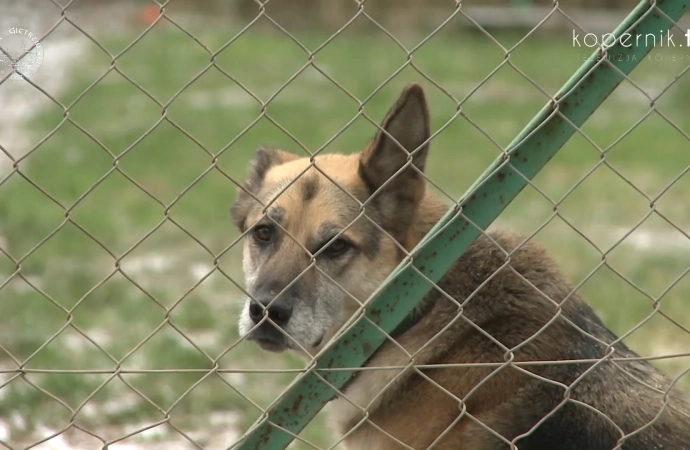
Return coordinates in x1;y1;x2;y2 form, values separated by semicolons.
231;83;690;449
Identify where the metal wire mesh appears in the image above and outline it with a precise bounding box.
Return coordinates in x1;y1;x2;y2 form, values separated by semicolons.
1;1;690;449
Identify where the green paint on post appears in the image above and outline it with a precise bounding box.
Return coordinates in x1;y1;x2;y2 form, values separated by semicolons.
234;1;690;448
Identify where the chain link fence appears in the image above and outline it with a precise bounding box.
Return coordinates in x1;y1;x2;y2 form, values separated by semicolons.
1;1;690;449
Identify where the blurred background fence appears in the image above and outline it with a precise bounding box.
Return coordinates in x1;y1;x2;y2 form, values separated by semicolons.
1;0;690;449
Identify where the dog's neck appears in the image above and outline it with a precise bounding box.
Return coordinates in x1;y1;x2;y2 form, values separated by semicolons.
402;190;450;253
338;191;450;394
379;190;449;336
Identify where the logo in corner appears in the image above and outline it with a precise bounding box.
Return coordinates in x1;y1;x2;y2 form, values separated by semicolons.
0;27;44;81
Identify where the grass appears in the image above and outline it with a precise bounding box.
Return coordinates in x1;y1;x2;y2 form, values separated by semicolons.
1;14;690;449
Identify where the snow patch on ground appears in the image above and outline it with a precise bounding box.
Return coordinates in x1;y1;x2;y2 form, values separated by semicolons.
10;411;241;450
606;226;690;253
0;36;88;176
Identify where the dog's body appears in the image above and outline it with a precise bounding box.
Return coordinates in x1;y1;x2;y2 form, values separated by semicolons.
231;83;690;449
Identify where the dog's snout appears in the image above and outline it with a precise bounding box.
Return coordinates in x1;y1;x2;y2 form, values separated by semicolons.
248;295;293;326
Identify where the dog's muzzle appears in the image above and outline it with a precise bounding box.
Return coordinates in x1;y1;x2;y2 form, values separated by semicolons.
245;293;293;352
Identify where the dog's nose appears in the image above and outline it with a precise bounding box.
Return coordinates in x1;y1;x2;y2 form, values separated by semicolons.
248;295;293;326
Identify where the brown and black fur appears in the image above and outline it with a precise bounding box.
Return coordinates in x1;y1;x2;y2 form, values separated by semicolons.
231;83;690;449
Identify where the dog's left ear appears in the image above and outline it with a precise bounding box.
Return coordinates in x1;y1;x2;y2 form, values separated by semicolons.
359;83;431;241
231;147;299;232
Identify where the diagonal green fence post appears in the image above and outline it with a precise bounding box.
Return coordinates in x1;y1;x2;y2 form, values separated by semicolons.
234;1;690;448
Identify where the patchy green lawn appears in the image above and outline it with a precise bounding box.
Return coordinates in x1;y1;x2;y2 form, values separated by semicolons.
1;16;689;449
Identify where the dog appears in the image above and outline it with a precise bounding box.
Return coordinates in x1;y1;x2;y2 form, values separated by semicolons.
231;83;690;449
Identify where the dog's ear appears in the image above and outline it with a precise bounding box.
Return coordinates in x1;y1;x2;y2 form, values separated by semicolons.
358;83;431;240
231;147;299;231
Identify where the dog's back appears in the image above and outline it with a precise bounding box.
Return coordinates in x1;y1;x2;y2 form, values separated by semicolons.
332;230;690;449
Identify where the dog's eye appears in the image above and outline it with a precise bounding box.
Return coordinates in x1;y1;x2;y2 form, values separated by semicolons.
325;239;350;256
253;226;273;242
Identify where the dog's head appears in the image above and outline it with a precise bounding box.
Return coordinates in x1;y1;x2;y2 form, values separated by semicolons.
230;83;434;355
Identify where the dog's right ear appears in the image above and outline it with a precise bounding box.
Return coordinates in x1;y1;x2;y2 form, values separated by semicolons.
230;147;298;232
358;83;431;241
